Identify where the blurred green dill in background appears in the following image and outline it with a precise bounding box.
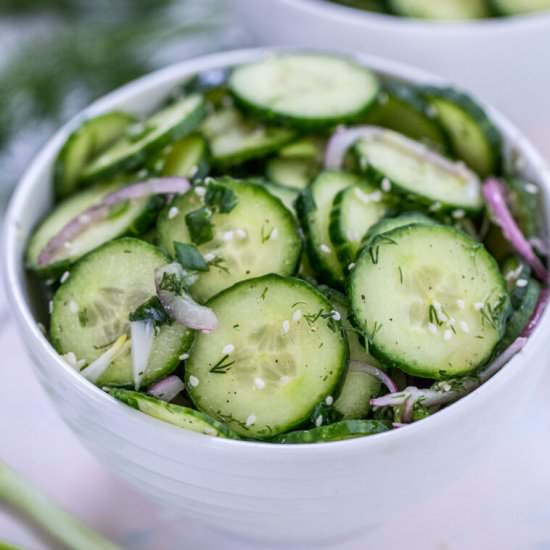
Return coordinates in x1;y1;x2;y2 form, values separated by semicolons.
0;0;245;204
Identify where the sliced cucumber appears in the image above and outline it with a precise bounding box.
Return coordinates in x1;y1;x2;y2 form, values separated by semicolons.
297;171;362;287
505;178;540;238
54;112;136;200
229;53;380;129
350;224;510;379
50;238;192;387
27;181;158;275
156;133;209;180
388;0;490;19
421;87;502;177
185;275;348;439
201;107;295;166
491;0;550;15
258;180;299;213
157;178;301;301
329;181;387;268
363;212;436;244
265;157;319;190
366;83;450;153
496;278;540;354
81;95;206;182
333;366;381;420
354;127;483;212
270;419;388;444
106;388;239;438
279;136;325;160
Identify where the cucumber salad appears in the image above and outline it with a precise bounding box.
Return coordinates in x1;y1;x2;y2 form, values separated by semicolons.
329;0;550;20
27;52;548;444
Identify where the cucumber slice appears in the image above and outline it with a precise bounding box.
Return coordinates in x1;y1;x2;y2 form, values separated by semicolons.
50;238;192;387
54;112;136;200
329;181;388;268
501;256;532;309
350;224;510;379
157;178;302;301
366;84;450;153
491;0;550;15
388;0;490;19
26;181;157;275
106;388;239;438
505;178;540;238
279;136;325;160
354;128;483;212
81;95;206;182
258;180;299;213
201;107;295;166
421;87;502;177
297;171;362;287
270;419;389;444
496;278;540;353
363;212;435;245
185;275;349;439
265;157;319;190
157;133;209;180
333;366;381;420
229;53;380;129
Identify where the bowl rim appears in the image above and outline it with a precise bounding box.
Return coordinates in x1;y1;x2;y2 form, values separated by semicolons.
4;46;550;456
285;0;550;30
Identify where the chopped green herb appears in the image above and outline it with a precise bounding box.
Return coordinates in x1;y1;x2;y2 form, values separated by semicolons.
209;354;235;374
185;207;214;245
205;182;238;213
129;296;170;327
174;241;209;272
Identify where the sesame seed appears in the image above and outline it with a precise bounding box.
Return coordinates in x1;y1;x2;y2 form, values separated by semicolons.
474;302;484;310
168;206;179;219
204;252;216;262
319;243;331;254
282;320;290;334
443;330;453;341
428;323;438;335
460;321;470;333
194;186;206;197
68;301;78;313
516;278;528;288
381;178;392;192
315;415;323;427
60;271;70;284
325;395;334;406
222;230;234;241
348;262;356;271
188;376;199;387
441;382;452;392
222;344;234;354
370;191;382;202
292;309;302;322
179;353;190;361
234;228;247;239
456;299;465;310
64;241;72;249
525;183;538;194
429;202;442;212
270;228;279;240
245;414;256;427
452;209;465;219
280;375;290;385
254;377;266;390
354;187;371;204
331;310;341;321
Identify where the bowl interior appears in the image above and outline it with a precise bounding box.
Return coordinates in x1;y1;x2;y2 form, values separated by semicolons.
4;46;550;453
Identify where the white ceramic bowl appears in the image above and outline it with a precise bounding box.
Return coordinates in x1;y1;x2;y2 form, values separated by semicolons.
4;48;550;544
233;0;550;152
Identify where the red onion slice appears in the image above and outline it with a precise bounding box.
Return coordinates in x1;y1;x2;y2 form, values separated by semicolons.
148;375;185;402
324;126;380;169
130;320;154;390
155;263;218;331
350;360;398;393
81;334;130;384
483;178;548;282
371;337;527;412
37;177;190;267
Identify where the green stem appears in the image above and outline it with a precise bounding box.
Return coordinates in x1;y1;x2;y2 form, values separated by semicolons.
0;462;120;550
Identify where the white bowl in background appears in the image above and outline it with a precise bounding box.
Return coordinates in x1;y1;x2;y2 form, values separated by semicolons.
4;47;550;544
232;0;550;155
